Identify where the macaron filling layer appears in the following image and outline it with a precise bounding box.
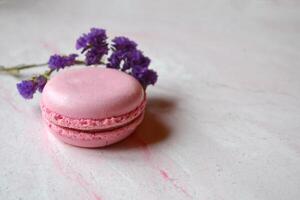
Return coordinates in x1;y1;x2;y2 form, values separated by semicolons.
44;112;145;148
41;97;146;131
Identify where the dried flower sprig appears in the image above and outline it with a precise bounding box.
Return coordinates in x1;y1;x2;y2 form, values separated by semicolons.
0;28;158;99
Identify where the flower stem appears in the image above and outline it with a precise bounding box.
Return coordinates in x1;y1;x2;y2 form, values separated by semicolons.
44;69;55;78
74;60;85;65
0;60;88;76
0;63;47;76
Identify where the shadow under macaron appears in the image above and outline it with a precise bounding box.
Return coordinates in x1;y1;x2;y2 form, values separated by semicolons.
107;96;176;150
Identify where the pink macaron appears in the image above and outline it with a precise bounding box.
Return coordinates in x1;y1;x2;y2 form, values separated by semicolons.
41;67;146;148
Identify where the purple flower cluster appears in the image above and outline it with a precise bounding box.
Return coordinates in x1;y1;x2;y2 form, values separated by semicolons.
16;80;36;99
17;75;48;99
132;66;157;88
107;36;157;88
36;75;47;92
76;28;108;65
48;54;78;71
111;36;137;52
17;27;158;99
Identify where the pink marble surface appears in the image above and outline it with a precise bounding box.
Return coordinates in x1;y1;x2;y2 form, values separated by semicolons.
0;0;300;200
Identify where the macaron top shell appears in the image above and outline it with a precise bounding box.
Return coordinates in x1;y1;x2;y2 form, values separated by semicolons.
41;67;144;119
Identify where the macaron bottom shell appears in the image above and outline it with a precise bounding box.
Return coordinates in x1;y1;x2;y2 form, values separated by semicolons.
44;112;144;148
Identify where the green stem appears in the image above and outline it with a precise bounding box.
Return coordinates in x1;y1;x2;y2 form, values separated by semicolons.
0;60;88;76
0;63;47;76
74;60;85;65
44;69;55;78
74;60;105;65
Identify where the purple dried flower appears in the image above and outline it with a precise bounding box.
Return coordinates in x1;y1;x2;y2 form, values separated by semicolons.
126;50;150;70
107;49;150;71
132;66;158;89
85;48;107;65
16;80;37;99
87;28;108;48
48;54;78;70
106;51;123;69
76;28;108;50
76;34;88;50
112;37;137;52
36;75;47;92
76;28;109;65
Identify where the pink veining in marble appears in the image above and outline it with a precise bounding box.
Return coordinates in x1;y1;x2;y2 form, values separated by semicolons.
159;169;192;198
135;136;192;198
41;130;103;200
159;169;170;180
